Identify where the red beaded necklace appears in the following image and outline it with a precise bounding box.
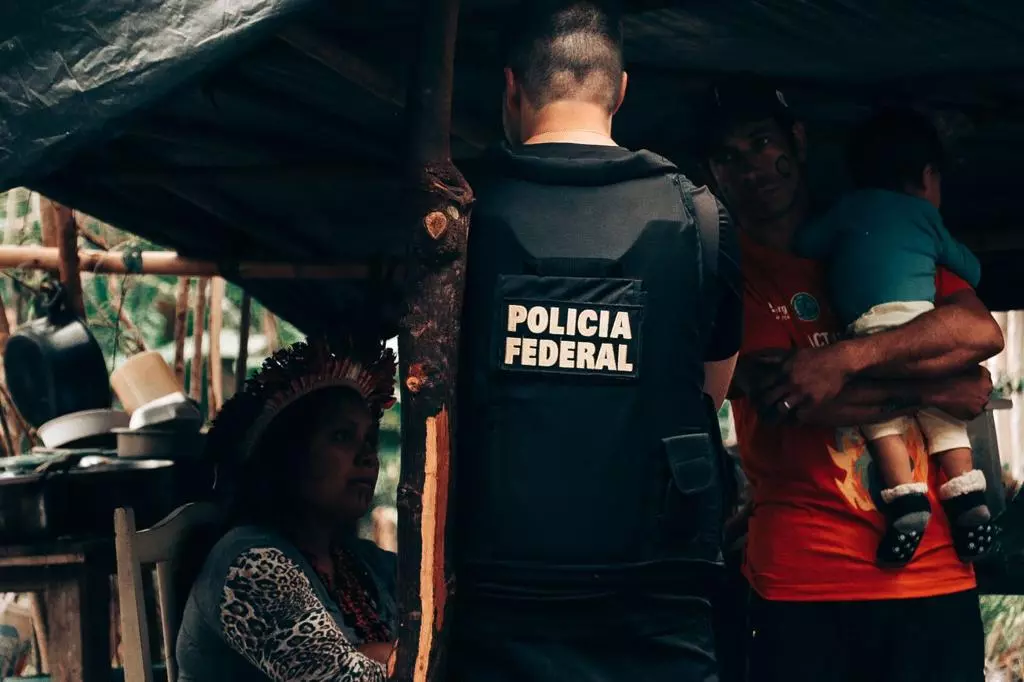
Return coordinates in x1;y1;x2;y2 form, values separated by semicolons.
306;545;392;643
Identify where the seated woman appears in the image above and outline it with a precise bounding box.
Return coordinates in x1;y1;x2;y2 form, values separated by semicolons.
176;337;398;682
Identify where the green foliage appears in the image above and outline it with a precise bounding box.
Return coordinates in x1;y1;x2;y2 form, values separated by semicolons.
983;595;1024;678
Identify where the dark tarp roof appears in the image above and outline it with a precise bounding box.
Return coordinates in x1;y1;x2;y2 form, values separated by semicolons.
3;0;1024;330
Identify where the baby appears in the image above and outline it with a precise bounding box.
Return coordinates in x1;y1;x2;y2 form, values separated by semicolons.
797;107;993;568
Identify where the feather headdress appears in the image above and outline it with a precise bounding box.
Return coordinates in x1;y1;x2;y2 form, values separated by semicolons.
207;336;396;466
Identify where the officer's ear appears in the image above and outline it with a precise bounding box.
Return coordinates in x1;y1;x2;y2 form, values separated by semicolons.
504;67;520;113
611;71;628;116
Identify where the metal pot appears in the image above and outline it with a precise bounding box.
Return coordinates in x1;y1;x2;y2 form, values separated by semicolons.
0;453;177;542
4;286;111;428
114;428;205;460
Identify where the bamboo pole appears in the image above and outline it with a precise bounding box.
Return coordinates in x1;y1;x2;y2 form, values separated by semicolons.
173;279;191;388
0;274;10;355
393;0;472;678
0;384;37;446
208;277;225;412
106;277;146;353
0;246;375;279
189;279;209;403
0;295;12;456
0;191;20;453
38;199;59;281
3;191;21;331
235;292;252;393
0;403;14;458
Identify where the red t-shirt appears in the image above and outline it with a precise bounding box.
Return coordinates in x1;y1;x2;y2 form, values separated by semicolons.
732;232;977;602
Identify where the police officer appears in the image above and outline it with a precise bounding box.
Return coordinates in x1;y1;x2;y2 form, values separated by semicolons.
452;2;742;681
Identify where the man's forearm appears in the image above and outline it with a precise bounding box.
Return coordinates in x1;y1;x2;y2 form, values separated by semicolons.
799;366;992;428
798;378;927;427
837;291;1003;380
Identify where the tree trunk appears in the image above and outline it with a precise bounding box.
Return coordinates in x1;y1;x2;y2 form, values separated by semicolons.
393;0;472;679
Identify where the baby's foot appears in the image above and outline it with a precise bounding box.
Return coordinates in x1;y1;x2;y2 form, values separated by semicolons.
940;470;995;563
877;483;932;568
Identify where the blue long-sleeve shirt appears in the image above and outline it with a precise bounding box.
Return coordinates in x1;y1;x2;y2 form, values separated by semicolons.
796;188;981;327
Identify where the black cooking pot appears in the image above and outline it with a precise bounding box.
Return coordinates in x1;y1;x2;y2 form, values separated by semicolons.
0;453;177;542
4;285;111;428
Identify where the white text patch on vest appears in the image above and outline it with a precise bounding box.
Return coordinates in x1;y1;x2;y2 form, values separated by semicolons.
499;302;640;376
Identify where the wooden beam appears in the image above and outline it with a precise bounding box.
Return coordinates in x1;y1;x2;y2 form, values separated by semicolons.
393;0;473;679
0;246;377;279
278;26;489;151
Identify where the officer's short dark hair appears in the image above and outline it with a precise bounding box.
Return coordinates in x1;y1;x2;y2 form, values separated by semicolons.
847;108;945;191
503;1;624;112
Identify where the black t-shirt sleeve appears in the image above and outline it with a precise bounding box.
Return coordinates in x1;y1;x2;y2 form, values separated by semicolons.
704;197;743;362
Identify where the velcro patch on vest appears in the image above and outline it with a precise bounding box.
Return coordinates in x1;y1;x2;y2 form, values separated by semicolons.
498;299;642;378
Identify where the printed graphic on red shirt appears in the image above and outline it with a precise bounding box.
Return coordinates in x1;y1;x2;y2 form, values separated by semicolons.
828;426;929;513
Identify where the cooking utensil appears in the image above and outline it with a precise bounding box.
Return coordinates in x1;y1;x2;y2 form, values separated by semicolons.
0;454;56;474
4;286;111;428
128;392;202;431
37;409;129;449
0;453;177;542
114;428;205;460
111;351;180;415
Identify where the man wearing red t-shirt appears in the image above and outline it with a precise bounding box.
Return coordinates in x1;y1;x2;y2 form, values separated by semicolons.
701;87;1004;682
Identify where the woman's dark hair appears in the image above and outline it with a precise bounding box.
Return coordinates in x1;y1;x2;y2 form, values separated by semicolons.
847;107;945;192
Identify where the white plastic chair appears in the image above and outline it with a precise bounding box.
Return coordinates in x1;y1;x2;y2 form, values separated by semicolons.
114;503;220;682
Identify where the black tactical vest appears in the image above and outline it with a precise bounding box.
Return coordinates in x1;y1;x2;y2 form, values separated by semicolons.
457;143;724;592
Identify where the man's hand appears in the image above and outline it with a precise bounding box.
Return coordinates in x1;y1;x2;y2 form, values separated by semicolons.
753;344;856;420
928;365;993;421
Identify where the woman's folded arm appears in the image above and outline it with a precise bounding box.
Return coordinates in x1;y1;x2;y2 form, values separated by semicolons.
218;546;386;682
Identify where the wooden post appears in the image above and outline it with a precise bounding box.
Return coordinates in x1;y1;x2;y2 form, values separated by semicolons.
208;277;225;411
393;0;473;679
235;292;252;393
40;200;84;317
173;278;191;388
190;278;209;404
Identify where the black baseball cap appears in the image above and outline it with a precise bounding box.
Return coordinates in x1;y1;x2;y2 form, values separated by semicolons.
696;83;795;157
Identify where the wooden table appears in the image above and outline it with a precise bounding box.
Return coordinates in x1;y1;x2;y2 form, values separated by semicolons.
0;538;113;682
